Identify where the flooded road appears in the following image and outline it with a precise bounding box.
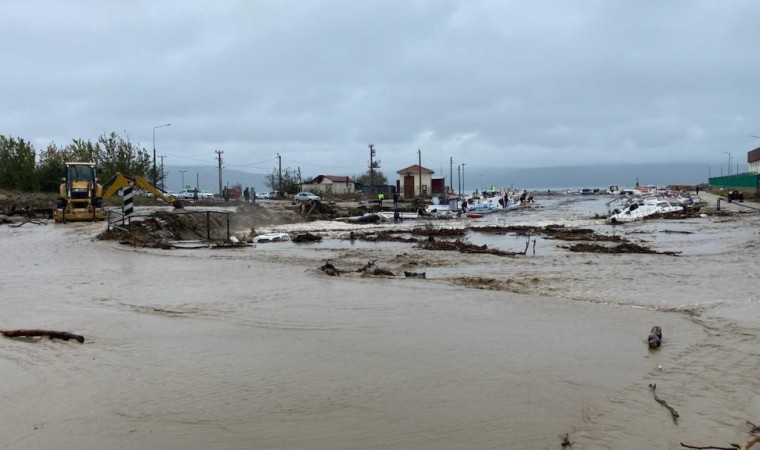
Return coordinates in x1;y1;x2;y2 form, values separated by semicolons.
1;196;759;449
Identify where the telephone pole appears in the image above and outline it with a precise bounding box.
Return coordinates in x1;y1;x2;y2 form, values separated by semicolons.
369;144;375;199
215;150;224;196
277;153;282;193
418;148;422;197
449;157;453;195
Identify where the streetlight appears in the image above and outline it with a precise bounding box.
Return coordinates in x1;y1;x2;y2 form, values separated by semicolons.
153;123;171;186
461;163;466;196
179;170;187;191
721;151;731;176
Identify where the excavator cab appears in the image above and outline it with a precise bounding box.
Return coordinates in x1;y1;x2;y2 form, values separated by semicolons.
53;162;106;222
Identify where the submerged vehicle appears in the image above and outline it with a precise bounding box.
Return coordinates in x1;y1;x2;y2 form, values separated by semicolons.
53;163;179;223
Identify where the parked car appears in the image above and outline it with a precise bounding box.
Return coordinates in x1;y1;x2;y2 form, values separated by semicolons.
293;192;321;203
259;191;284;199
177;189;215;199
177;189;194;199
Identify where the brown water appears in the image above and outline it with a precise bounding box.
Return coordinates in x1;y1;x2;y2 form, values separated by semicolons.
1;197;759;449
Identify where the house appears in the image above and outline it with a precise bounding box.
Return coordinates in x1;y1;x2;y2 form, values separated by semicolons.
749;147;760;174
396;165;435;198
301;175;356;195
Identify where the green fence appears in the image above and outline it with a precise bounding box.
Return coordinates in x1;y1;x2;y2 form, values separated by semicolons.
708;173;760;192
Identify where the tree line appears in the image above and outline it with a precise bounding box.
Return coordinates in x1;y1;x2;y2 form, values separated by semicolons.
0;132;153;192
2;130;392;195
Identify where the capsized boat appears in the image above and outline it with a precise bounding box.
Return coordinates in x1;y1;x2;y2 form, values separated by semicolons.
253;232;291;243
606;198;683;224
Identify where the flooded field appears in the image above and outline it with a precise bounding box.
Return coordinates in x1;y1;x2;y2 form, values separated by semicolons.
1;195;759;449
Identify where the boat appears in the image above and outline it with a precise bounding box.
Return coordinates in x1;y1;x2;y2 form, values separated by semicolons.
253;232;291;243
468;195;519;213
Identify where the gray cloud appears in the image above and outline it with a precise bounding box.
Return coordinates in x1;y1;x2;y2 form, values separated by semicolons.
2;0;759;178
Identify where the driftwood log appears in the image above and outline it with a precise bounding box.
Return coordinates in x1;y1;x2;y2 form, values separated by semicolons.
404;271;426;279
319;262;341;276
649;383;679;423
2;329;85;343
681;435;760;450
681;421;760;450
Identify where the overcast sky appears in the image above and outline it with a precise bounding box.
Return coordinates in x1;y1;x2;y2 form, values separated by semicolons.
2;0;759;177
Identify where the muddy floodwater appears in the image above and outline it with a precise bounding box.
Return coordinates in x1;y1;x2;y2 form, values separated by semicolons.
1;195;759;449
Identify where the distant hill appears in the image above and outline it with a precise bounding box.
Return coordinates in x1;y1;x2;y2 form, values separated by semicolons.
164;166;269;194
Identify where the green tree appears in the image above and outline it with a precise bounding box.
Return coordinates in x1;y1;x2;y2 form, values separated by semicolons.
65;138;99;164
266;167;301;195
0;135;37;191
35;142;68;192
96;132;151;182
353;169;388;187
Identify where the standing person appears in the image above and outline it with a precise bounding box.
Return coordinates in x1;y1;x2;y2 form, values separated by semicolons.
393;191;399;208
378;193;384;207
243;187;250;203
252;189;256;204
193;188;198;203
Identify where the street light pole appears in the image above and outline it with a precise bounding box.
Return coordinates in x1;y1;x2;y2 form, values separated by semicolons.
179;170;187;191
461;163;466;196
721;151;731;176
152;123;171;186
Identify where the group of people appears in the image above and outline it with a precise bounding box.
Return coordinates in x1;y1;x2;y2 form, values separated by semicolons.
242;187;256;203
377;191;400;208
218;187;257;203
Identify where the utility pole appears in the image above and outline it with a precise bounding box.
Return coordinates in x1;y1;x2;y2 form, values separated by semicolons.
277;153;282;194
158;154;166;190
449;157;453;195
215;150;224;196
179;170;187;190
368;144;375;199
418;149;422;197
196;172;199;191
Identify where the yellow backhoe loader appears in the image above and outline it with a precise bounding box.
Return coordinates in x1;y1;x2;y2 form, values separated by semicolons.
53;163;181;223
53;162;106;222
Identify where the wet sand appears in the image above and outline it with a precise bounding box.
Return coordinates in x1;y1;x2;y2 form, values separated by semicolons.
1;195;759;449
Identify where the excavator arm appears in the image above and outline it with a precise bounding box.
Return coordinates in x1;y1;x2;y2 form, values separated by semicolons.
133;176;177;205
101;173;179;206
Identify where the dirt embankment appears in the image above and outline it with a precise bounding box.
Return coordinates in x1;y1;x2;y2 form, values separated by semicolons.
0;190;56;214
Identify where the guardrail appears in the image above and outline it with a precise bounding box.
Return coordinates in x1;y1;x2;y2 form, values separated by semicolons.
106;208;232;241
716;198;760;212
